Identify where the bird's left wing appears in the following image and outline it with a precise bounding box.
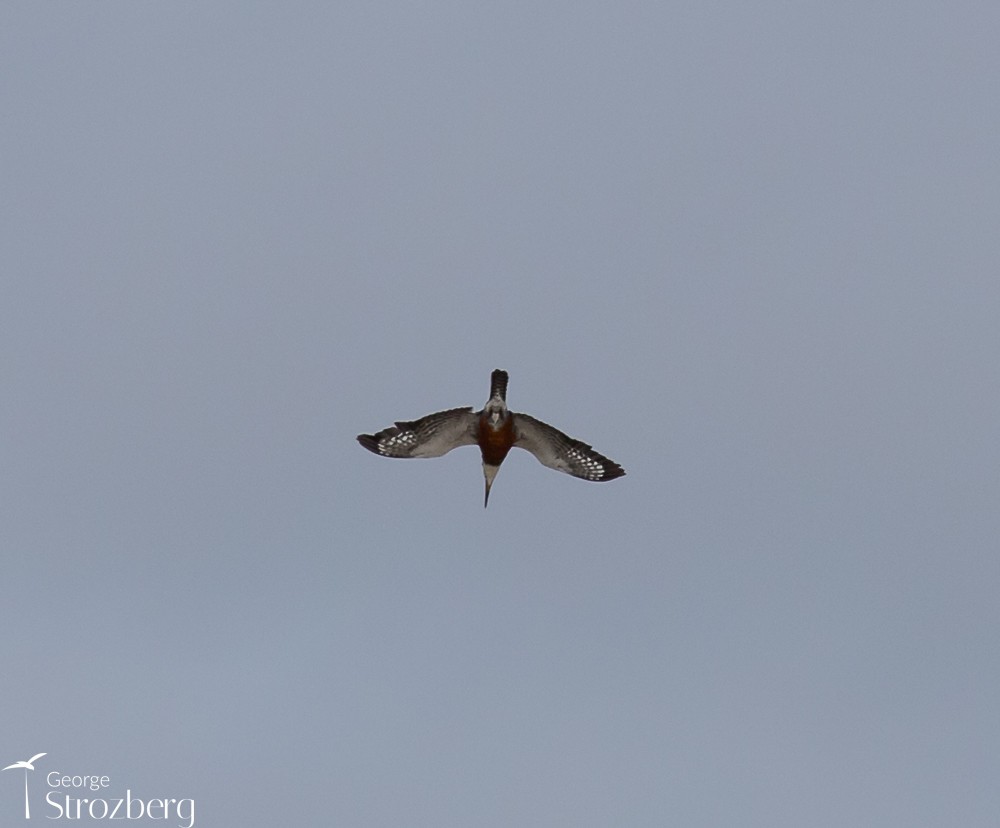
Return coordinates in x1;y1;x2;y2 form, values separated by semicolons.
357;407;478;458
513;413;625;481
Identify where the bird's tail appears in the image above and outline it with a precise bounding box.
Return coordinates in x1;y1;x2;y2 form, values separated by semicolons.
490;369;508;401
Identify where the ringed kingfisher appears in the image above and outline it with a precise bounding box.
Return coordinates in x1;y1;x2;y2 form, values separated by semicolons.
357;369;626;506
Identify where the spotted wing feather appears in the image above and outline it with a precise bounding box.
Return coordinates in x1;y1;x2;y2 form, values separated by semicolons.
512;413;625;481
357;407;478;458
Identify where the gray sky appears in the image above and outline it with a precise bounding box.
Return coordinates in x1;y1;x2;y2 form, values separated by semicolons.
2;3;998;826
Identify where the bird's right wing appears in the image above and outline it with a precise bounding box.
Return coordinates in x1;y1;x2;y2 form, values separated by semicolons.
27;753;46;765
357;407;479;458
513;413;625;481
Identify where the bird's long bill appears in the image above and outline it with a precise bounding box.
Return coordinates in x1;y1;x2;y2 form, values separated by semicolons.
483;463;500;508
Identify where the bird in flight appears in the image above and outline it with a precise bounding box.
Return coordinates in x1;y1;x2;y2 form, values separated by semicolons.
357;369;625;506
3;753;46;771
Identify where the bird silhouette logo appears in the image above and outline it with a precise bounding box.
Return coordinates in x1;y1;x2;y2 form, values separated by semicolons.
3;753;46;819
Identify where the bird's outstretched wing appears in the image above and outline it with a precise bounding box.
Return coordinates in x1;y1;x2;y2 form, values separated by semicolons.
27;753;46;766
513;413;625;481
358;407;478;458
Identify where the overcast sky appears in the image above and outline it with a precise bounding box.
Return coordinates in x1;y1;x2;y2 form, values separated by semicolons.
2;3;999;826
